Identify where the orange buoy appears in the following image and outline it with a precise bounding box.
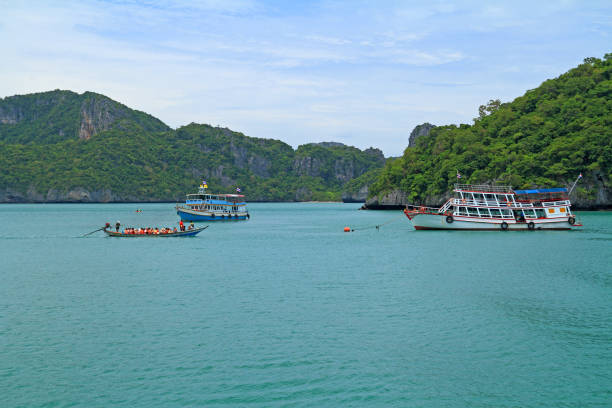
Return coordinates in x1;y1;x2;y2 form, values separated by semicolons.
344;227;351;232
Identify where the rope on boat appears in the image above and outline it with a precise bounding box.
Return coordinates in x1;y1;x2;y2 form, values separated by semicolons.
80;226;105;237
345;214;405;232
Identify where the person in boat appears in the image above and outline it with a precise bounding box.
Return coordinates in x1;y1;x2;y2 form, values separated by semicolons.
115;221;121;232
179;220;185;231
173;227;178;233
188;222;194;230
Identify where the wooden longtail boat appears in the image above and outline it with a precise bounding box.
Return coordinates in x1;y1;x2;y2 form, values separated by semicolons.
103;226;208;237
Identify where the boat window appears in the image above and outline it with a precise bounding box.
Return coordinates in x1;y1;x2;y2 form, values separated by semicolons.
501;209;512;217
490;208;501;218
484;194;496;203
467;207;478;216
524;210;537;219
478;208;491;218
454;207;466;216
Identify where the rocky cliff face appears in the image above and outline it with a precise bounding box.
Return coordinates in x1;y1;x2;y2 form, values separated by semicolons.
0;90;170;143
78;95;127;140
342;184;369;203
0;187;170;203
408;123;435;147
0;93;387;203
567;171;611;210
0;105;21;124
230;142;271;178
292;156;323;178
362;190;408;210
361;174;611;211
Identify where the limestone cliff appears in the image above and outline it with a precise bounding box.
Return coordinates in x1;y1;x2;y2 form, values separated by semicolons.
0;92;387;203
361;174;610;211
0;90;169;144
408;122;435;147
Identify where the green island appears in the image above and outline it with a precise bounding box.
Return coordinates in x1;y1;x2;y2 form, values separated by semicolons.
0;91;384;202
366;55;612;209
1;55;611;207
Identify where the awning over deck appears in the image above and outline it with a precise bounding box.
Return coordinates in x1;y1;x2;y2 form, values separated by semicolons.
513;188;567;194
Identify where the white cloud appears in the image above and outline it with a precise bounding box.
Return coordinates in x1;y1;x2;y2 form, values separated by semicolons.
1;0;611;155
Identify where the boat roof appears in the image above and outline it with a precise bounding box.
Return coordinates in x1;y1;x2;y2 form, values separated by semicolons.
188;193;245;198
513;188;567;194
454;184;513;193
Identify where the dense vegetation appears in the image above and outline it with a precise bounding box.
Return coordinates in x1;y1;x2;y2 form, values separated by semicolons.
0;93;385;202
370;55;612;204
0;90;169;144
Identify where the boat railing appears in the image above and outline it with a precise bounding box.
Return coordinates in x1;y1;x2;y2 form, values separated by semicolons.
541;200;571;207
454;209;515;219
511;202;535;208
450;198;525;207
438;198;454;213
454;184;513;193
405;204;442;213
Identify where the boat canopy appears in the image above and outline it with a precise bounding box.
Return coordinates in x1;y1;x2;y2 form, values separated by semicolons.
454;184;513;193
513;188;567;194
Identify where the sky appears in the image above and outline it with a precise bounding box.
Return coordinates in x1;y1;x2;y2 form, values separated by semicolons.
0;0;611;156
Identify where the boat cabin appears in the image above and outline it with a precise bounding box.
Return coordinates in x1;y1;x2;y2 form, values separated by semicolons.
185;193;246;213
512;188;571;219
447;184;572;221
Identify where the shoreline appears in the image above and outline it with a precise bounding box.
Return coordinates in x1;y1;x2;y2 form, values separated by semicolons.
0;201;609;211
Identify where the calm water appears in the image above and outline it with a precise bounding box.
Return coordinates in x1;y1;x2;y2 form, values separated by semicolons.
1;203;611;407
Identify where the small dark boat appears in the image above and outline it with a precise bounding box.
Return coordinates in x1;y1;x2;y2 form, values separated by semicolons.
103;225;208;237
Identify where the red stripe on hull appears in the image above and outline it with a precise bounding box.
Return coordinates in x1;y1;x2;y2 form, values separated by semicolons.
413;226;572;231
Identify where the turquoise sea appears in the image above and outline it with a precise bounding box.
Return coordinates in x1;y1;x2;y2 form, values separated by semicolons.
1;203;611;407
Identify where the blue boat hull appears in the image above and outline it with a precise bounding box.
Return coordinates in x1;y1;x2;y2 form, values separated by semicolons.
103;226;208;237
177;208;249;221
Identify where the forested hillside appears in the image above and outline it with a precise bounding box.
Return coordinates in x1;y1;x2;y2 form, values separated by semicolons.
0;90;169;143
0;92;385;202
367;55;612;209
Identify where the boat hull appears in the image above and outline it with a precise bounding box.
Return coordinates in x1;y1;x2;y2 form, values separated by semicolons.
176;206;249;221
104;226;208;237
408;213;577;230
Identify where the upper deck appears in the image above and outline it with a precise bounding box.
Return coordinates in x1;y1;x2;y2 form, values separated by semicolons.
513;187;569;206
186;193;246;205
454;184;513;194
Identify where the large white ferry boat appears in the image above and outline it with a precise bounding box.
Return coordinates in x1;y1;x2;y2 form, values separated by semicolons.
176;184;249;221
404;184;582;231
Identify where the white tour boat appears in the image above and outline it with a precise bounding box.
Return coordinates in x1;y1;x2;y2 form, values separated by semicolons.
404;184;582;231
176;184;249;222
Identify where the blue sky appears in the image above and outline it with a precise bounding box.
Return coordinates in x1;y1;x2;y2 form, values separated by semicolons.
1;0;611;155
